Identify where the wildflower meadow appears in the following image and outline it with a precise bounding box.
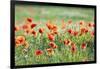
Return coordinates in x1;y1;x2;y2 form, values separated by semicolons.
15;5;95;66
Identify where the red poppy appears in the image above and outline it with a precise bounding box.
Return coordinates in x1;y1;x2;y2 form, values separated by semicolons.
93;24;95;27
71;46;76;54
15;39;20;47
80;28;88;34
81;43;86;49
39;28;44;34
46;23;53;30
71;42;75;46
53;45;58;49
22;24;30;30
27;18;32;23
31;23;37;28
68;19;72;24
49;42;58;49
64;39;71;46
46;48;54;56
79;21;84;25
25;29;30;34
73;31;78;36
18;36;25;44
88;23;92;27
53;31;58;35
15;36;25;47
85;29;88;33
35;50;43;56
91;31;94;37
67;29;73;34
31;30;37;37
15;26;20;32
47;48;53;53
71;42;76;54
52;25;58;32
31;30;36;34
48;34;55;41
80;28;85;33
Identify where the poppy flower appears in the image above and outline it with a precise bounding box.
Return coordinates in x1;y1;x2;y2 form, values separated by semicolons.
52;25;58;32
39;28;44;34
93;24;95;27
35;50;43;56
27;18;32;23
81;43;86;50
53;45;58;49
85;29;88;33
68;19;72;24
46;23;53;30
49;42;58;49
80;28;88;34
48;34;55;41
22;24;30;30
24;29;30;34
31;23;37;28
88;23;93;27
71;46;76;54
67;29;73;34
49;42;55;46
79;21;84;25
52;31;58;35
64;39;71;46
15;39;21;47
71;42;76;47
15;26;20;32
71;42;76;54
73;31;78;36
16;36;25;44
46;48;54;56
31;30;37;37
80;28;85;33
91;31;94;37
47;48;53;53
15;36;25;47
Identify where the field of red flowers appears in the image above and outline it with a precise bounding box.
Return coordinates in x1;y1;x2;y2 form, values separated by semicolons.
15;5;95;65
